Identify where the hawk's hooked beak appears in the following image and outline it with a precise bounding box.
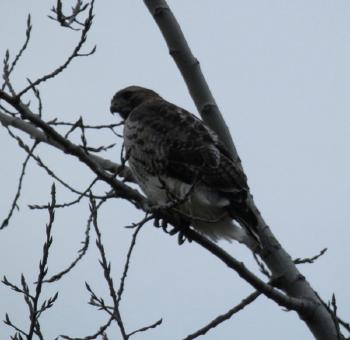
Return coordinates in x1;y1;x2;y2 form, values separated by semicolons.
110;100;131;120
110;103;121;114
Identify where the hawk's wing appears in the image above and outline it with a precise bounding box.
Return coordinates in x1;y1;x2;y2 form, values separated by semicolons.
162;105;248;193
127;99;248;193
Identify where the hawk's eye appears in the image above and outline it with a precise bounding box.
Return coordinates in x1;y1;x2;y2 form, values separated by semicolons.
122;91;132;100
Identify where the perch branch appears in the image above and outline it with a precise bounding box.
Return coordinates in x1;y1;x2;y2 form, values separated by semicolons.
143;0;238;160
142;1;343;339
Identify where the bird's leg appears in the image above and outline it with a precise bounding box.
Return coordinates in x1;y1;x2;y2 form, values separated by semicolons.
152;206;192;244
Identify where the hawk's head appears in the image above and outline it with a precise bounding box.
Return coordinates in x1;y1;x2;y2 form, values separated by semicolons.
110;86;161;120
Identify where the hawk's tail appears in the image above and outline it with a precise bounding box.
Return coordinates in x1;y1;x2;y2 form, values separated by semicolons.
192;217;259;251
228;200;261;248
186;186;260;251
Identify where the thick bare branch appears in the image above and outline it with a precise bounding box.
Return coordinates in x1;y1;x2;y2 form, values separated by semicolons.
142;1;343;339
178;226;312;313
143;0;238;161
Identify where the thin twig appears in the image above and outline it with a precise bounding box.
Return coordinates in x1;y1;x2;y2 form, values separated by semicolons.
2;50;16;96
30;177;101;210
3;314;29;338
48;118;123;130
313;290;350;336
43;197;108;283
85;282;114;316
117;215;151;304
3;186;58;339
5;126;105;202
253;252;271;277
27;184;57;339
49;0;89;30
1;140;38;229
17;0;96;97
330;294;341;340
1;14;32;91
90;196;128;339
27;78;43;117
183;291;261;339
60;316;114;340
294;248;328;265
127;319;163;337
2;275;34;298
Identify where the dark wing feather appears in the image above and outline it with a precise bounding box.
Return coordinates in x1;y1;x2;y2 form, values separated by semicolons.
167;142;247;192
162;106;248;193
129;99;248;193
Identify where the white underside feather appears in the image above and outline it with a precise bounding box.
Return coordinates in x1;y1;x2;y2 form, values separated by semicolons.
135;173;256;249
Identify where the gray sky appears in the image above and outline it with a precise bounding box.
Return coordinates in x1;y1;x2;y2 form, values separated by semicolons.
0;1;349;339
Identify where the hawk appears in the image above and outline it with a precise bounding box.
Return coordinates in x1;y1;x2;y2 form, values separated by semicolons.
110;86;259;250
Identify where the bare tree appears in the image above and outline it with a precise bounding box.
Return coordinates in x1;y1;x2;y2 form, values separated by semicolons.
0;1;349;339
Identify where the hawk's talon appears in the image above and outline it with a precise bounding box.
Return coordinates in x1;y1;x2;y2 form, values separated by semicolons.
153;217;161;228
178;232;187;245
161;219;168;231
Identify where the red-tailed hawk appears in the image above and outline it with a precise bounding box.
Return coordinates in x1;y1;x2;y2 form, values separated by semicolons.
110;86;258;250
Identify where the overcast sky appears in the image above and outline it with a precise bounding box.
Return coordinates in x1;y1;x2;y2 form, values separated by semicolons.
0;1;349;339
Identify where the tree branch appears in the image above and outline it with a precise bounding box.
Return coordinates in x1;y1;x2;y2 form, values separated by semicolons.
294;248;327;265
183;291;261;340
143;0;238;161
0;140;37;229
16;0;96;98
178;226;311;313
0;96;143;210
0;110;133;181
90;197;128;339
142;1;343;339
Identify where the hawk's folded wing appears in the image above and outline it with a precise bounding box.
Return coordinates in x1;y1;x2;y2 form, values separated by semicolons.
163;107;248;193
